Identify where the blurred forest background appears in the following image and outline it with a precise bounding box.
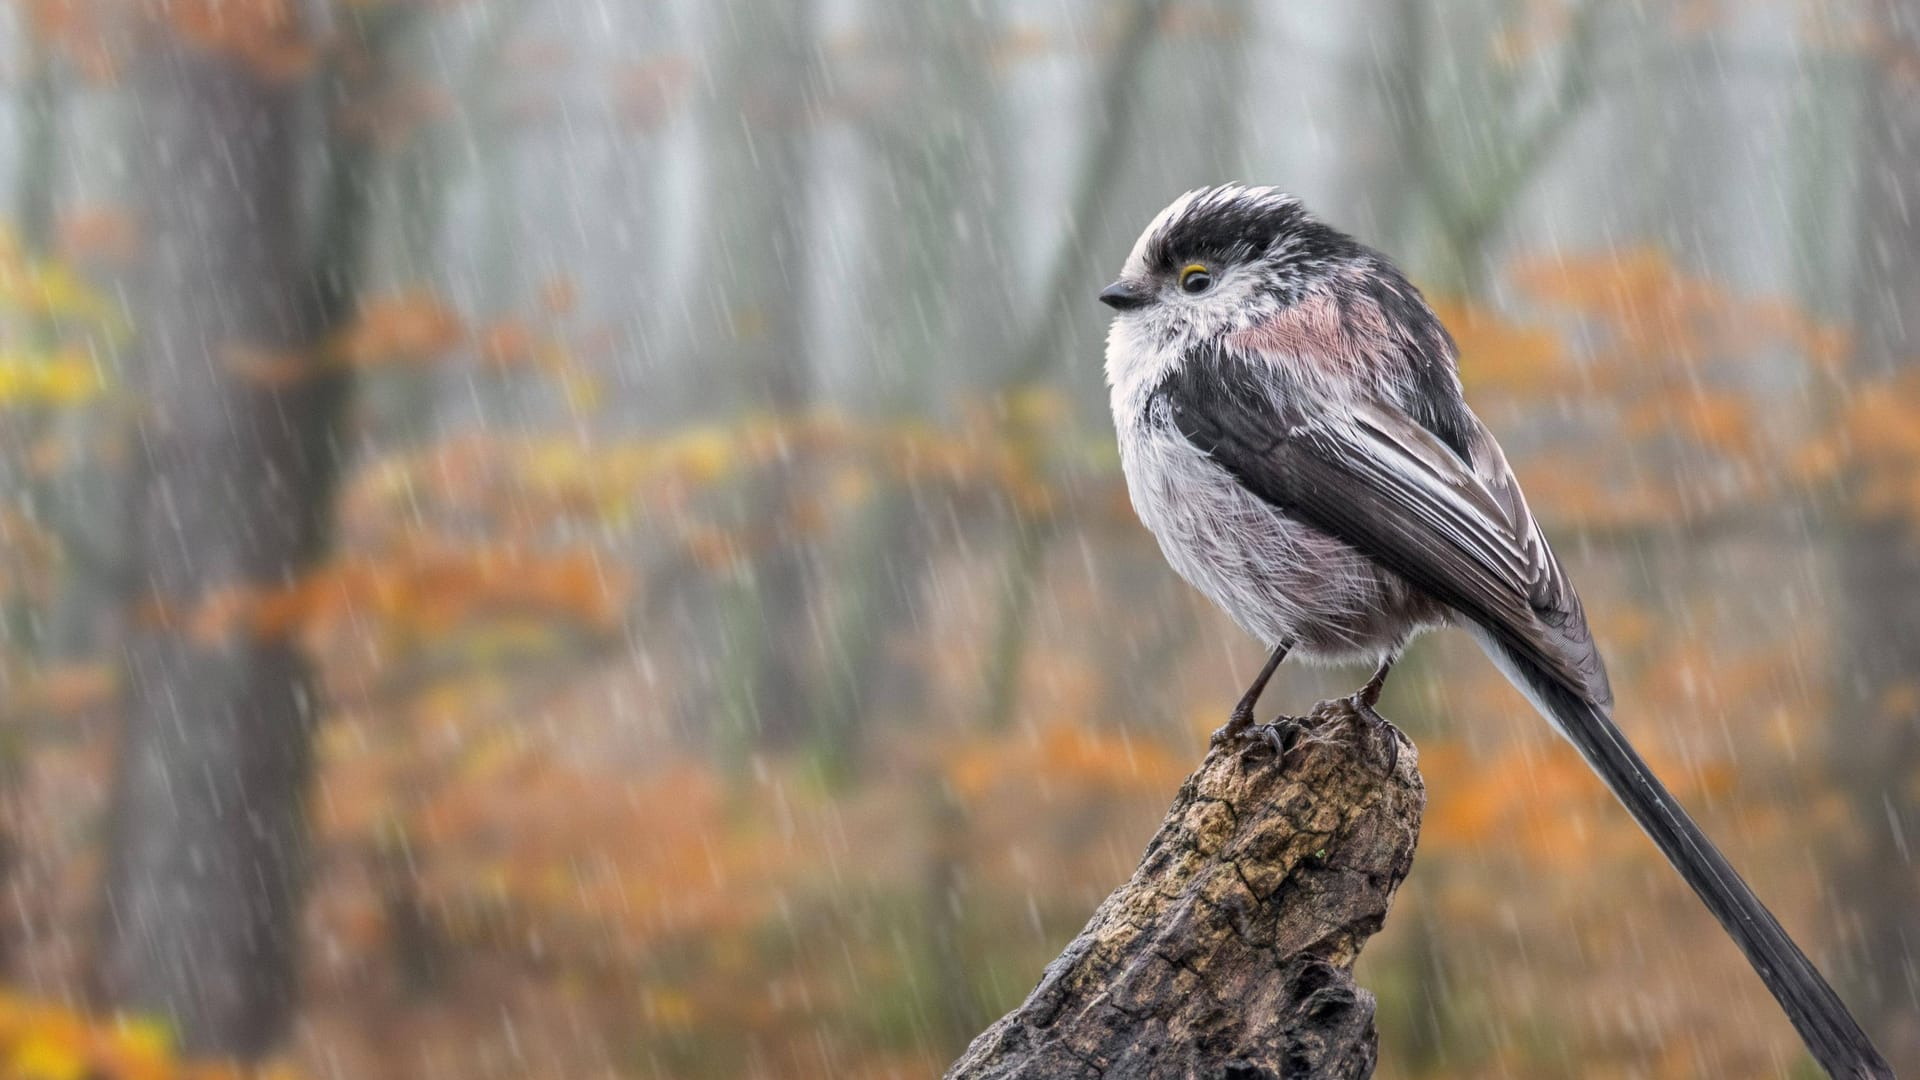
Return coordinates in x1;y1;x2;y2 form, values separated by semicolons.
0;0;1914;1077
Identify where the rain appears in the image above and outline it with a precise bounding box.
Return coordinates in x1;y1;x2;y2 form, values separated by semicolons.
0;1;1912;1077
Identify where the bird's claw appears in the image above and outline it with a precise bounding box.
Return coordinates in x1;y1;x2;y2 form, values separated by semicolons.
1210;704;1255;747
1211;714;1302;762
1348;695;1405;774
1245;719;1298;760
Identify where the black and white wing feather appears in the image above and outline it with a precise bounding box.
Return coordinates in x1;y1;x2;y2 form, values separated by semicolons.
1157;351;1610;707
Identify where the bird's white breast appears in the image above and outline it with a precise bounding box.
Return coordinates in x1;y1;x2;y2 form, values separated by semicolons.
1114;394;1433;663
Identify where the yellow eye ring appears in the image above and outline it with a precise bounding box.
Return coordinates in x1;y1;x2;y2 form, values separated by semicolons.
1179;264;1214;294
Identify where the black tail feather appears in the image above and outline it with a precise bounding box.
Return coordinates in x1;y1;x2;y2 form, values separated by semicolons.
1511;659;1891;1079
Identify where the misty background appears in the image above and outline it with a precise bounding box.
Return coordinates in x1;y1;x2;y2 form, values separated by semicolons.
0;0;1914;1076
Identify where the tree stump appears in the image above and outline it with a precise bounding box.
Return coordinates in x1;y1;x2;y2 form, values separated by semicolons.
947;698;1425;1080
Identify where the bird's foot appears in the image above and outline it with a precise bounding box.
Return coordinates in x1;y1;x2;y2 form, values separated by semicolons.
1210;703;1257;747
1347;694;1406;774
1211;710;1302;762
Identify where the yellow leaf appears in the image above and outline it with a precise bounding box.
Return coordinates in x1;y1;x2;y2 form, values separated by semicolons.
0;354;108;408
7;1031;88;1080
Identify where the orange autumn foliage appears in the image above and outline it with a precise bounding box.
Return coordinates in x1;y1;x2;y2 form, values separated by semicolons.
1433;297;1565;397
944;721;1188;802
172;544;630;647
332;397;1089;584
1422;740;1733;864
224;286;589;385
1798;368;1920;529
337;289;466;369
7;661;114;721
1437;248;1852;531
1509;246;1839;375
147;0;316;81
18;0;116;79
475;319;538;369
419;763;802;944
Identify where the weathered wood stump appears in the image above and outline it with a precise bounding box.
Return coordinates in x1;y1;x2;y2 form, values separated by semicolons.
947;699;1424;1080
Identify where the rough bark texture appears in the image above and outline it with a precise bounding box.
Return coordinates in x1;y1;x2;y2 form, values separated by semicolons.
948;699;1423;1080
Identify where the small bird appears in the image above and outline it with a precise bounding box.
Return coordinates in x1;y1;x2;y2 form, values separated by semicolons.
1100;184;1889;1078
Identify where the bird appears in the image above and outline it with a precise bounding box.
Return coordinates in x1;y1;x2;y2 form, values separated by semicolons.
1098;184;1890;1079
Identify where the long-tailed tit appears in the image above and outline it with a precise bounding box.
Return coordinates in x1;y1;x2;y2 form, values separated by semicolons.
1100;185;1888;1078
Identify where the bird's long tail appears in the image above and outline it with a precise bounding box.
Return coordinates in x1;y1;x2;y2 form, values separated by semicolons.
1490;645;1892;1079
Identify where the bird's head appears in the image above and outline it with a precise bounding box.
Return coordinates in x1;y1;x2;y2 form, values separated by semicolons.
1102;185;1351;404
1100;185;1342;336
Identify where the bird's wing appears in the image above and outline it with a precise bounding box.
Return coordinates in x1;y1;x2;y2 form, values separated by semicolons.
1156;353;1609;705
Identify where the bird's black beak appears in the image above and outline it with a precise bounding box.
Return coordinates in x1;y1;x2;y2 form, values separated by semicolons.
1099;280;1150;311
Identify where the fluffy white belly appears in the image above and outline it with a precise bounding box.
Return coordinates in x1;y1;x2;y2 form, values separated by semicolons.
1119;416;1441;662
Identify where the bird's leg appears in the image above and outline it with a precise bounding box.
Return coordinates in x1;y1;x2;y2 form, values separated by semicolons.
1353;654;1393;709
1213;642;1288;740
1349;652;1406;773
1212;642;1296;755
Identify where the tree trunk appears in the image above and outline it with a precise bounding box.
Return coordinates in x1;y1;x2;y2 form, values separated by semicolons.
1831;0;1920;1059
701;0;820;752
92;12;380;1058
948;700;1423;1080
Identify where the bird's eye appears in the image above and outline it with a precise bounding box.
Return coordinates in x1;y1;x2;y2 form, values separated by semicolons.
1179;264;1214;294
